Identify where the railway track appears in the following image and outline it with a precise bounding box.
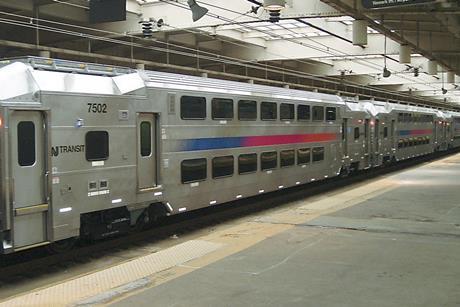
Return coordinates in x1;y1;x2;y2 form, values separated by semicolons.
0;149;457;297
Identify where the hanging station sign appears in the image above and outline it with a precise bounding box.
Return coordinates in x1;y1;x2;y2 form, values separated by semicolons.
362;0;435;9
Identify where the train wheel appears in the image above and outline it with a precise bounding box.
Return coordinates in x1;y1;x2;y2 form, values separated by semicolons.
339;166;350;177
47;237;77;253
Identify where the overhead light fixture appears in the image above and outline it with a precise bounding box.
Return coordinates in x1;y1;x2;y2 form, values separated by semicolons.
382;35;391;78
383;67;391;78
187;0;208;22
263;0;286;10
138;18;164;38
263;0;286;22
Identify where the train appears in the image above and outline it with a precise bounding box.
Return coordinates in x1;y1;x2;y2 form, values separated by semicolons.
0;57;459;254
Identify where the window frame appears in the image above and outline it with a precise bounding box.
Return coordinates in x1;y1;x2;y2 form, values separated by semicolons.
260;101;277;121
354;127;360;140
280;149;295;168
260;151;278;170
280;103;295;121
212;155;234;179
211;98;234;120
325;107;337;121
312;147;325;162
297;104;311;121
312;106;325;121
180;95;207;120
85;131;109;161
140;121;152;157
238;100;257;121
297;148;311;165
181;158;207;183
17;121;36;167
238;153;258;174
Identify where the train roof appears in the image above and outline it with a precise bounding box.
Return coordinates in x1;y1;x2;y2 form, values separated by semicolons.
142;70;344;105
0;57;344;105
0;60;145;102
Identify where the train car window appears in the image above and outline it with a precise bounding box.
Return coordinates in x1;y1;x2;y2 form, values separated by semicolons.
261;102;277;120
326;107;336;121
312;147;325;162
261;151;277;170
383;127;388;138
17;121;36;166
312;106;324;121
238;100;257;120
238;153;257;174
86;131;109;161
180;96;206;119
354;127;360;140
280;150;295;167
297;105;311;121
297;148;311;164
140;121;151;157
212;156;234;178
280;103;294;120
181;158;207;183
212;98;234;120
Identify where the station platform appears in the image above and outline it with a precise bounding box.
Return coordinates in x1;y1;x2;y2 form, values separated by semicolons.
2;153;460;307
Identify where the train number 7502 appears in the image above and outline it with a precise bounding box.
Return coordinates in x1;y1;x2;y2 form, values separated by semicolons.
87;103;108;113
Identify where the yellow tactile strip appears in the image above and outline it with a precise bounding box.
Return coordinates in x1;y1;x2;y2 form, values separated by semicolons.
0;240;222;307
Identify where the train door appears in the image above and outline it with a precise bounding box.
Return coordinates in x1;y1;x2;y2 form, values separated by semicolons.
342;118;348;157
375;119;380;153
137;113;157;191
443;122;447;141
10;110;49;248
434;121;438;148
364;119;370;166
391;120;395;149
364;119;370;154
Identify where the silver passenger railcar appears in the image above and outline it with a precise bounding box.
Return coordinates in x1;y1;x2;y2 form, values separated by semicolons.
0;57;459;254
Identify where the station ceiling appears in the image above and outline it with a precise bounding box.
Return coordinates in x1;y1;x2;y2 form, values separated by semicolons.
0;0;458;110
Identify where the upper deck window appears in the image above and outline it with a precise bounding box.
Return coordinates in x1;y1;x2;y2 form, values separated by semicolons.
261;102;277;120
297;105;311;121
312;106;324;121
326;107;336;121
280;103;294;120
238;100;257;120
180;96;206;119
212;98;234;120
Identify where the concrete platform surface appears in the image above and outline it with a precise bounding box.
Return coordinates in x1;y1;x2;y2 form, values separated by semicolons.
111;155;460;307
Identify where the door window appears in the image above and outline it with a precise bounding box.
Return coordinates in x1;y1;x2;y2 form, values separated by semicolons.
140;121;152;157
17;121;36;166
